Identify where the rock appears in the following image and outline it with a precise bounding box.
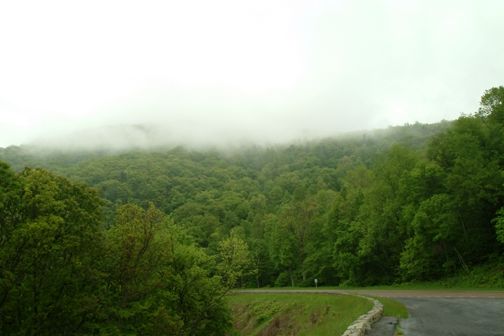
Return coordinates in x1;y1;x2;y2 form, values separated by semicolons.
340;295;383;336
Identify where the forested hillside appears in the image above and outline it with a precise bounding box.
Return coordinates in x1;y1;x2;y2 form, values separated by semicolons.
1;87;504;333
0;163;233;334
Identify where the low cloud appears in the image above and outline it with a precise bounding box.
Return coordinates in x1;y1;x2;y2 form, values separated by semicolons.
0;0;502;148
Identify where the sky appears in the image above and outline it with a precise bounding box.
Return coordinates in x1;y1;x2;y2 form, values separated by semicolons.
0;0;503;148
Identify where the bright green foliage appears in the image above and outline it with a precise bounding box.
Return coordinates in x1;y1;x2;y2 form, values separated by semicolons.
400;194;458;280
217;229;255;288
479;86;504;124
0;167;104;335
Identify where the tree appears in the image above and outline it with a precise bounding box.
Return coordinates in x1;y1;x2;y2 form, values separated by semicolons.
0;167;104;335
102;203;231;335
494;207;504;245
400;194;459;280
0;161;21;248
479;86;504;124
216;229;255;288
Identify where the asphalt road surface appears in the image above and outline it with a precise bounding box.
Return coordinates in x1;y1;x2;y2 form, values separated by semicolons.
343;290;504;336
235;289;504;336
397;297;504;336
354;290;504;336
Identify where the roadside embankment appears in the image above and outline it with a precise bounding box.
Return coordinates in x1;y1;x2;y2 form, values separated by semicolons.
341;296;383;336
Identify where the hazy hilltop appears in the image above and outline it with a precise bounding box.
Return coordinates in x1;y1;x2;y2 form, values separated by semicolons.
0;120;451;172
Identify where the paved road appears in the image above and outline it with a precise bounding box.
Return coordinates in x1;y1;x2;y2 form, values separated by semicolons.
349;290;504;336
235;288;504;299
397;297;504;336
235;289;504;336
346;289;504;299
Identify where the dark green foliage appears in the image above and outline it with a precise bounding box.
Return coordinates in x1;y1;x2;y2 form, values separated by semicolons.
495;208;504;245
0;166;231;335
100;203;230;335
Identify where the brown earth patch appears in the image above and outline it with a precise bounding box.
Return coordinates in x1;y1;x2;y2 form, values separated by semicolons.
231;304;258;334
258;312;300;336
309;305;331;325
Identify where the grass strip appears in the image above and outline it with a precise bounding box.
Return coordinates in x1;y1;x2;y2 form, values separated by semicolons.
227;293;372;336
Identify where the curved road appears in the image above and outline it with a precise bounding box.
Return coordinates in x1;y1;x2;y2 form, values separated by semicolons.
397;297;504;336
235;289;504;336
352;290;504;336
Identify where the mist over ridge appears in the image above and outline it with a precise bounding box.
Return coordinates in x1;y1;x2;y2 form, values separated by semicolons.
0;119;452;157
2;1;503;149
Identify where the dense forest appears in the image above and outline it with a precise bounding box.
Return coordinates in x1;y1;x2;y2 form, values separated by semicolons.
1;87;503;334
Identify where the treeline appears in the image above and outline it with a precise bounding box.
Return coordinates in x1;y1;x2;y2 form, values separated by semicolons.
1;89;503;296
0;164;263;334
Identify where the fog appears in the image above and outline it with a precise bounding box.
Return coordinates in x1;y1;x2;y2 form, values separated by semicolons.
1;0;503;149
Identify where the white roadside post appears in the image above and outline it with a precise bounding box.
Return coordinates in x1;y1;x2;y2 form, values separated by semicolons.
314;278;318;288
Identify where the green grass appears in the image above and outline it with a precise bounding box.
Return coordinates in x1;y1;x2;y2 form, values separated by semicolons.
230;274;504;334
372;297;408;319
227;293;372;336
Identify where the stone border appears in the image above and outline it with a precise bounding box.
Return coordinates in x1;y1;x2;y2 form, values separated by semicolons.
341;295;383;336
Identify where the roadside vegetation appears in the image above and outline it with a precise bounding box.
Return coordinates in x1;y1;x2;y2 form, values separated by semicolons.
374;297;408;319
336;260;504;290
227;293;371;336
